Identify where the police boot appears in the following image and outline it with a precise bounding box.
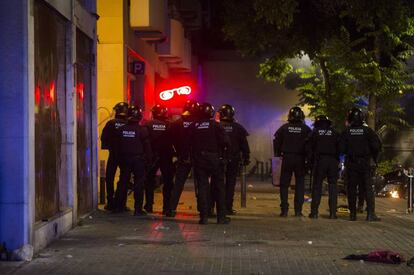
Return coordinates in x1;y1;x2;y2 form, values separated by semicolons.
308;210;318;219
328;184;338;219
226;209;237;215
165;210;176;218
366;204;381;221
279;209;288;217
104;200;115;211
295;210;303;217
308;213;318;219
144;205;153;214
328;202;337;219
366;189;380;221
199;215;208;225
134;209;147;216
366;213;381;222
217;216;231;224
329;210;337;219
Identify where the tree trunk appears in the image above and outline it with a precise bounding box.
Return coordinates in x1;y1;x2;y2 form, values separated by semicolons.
368;35;380;130
319;58;332;115
367;93;377;130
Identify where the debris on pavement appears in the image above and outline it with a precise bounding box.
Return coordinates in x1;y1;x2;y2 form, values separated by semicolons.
248;184;254;188
308;241;313;245
38;253;52;258
155;225;170;231
337;205;350;214
251;196;257;200
304;196;312;203
65;255;73;259
344;250;405;264
11;244;33;262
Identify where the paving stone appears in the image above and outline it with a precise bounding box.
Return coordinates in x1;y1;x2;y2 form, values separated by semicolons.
1;181;414;274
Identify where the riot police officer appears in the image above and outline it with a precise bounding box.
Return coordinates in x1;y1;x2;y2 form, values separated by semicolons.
167;100;200;217
273;106;311;217
218;104;250;215
144;104;175;214
340;107;382;221
101;102;128;210
307;115;339;219
115;106;152;215
188;103;231;224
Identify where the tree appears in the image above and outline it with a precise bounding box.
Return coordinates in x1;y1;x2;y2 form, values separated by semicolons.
326;0;414;129
223;0;414;130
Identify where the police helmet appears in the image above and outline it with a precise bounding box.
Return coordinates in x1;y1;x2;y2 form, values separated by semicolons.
199;102;215;119
113;102;129;117
347;107;365;126
128;105;143;122
218;104;235;122
182;99;200;116
151;104;168;120
314;115;331;128
288;106;305;122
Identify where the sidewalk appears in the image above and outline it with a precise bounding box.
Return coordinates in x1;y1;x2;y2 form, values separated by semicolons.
2;181;414;274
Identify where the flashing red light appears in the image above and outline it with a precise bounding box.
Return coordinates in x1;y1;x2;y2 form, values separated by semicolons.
49;81;55;103
76;82;84;101
159;86;192;101
41;81;56;105
127;78;131;104
35;84;41;105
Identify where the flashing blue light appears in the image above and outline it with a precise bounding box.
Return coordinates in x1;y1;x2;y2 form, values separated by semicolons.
355;96;368;107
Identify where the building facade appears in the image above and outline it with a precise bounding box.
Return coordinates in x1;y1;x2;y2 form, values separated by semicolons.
97;0;200;179
0;0;98;252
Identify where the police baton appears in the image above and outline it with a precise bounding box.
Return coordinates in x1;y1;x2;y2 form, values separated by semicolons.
240;163;247;208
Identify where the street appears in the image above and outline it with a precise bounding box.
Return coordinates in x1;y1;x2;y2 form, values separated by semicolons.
1;181;414;275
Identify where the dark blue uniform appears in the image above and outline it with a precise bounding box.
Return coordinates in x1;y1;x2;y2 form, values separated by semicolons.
115;121;152;213
144;119;174;213
273;122;311;215
168;115;195;213
220;121;250;212
101;118;127;209
340;125;381;220
188;119;230;222
307;126;340;218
